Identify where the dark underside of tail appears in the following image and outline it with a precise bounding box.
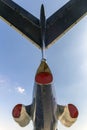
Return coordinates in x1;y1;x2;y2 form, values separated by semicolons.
0;0;87;49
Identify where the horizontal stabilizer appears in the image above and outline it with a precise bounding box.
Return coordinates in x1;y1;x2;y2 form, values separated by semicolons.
0;0;87;48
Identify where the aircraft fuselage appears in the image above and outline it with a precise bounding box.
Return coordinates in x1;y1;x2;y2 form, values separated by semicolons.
31;59;57;130
33;83;57;130
12;59;78;129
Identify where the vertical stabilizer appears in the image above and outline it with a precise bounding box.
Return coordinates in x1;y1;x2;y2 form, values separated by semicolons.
40;4;46;59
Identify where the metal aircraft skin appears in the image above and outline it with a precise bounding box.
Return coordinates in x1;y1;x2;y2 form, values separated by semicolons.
12;59;79;130
0;0;87;129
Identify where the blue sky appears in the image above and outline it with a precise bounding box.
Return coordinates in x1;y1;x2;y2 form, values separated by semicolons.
0;0;87;130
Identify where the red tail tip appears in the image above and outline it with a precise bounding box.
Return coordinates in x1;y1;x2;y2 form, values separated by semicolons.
35;72;53;84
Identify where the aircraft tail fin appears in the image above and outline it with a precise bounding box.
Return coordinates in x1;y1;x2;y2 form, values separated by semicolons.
0;0;87;49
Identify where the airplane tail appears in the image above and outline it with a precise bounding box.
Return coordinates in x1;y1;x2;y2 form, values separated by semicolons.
57;104;79;127
12;104;32;127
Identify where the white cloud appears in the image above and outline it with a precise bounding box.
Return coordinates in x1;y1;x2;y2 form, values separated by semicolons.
0;75;26;95
16;86;25;94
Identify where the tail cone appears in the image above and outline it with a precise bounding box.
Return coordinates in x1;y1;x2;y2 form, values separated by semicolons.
35;60;53;85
